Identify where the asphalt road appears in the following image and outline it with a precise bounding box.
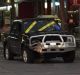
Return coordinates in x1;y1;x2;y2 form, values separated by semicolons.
0;42;80;75
0;58;80;75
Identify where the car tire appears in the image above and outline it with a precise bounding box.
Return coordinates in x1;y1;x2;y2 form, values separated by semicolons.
22;49;34;63
63;51;75;63
4;44;14;60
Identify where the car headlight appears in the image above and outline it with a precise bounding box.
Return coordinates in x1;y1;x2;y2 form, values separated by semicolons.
58;45;63;48
44;45;48;48
58;43;64;48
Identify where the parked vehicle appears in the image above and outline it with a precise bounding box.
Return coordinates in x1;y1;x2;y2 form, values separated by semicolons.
3;17;76;63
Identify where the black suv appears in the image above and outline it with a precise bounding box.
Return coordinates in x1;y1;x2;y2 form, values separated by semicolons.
3;19;76;63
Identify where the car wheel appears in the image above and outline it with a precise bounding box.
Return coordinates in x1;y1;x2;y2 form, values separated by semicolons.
63;51;75;63
22;50;28;63
5;47;9;60
4;44;14;60
22;49;34;63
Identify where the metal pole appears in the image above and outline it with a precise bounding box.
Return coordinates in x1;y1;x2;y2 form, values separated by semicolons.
10;0;15;23
79;8;80;26
59;0;66;31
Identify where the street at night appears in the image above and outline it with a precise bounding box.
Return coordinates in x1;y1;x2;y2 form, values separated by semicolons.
0;0;80;75
0;56;80;75
0;42;80;75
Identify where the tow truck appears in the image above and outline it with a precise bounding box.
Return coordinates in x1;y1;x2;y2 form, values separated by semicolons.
3;15;76;63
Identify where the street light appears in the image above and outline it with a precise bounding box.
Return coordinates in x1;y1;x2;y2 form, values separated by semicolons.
55;2;60;15
45;2;48;9
7;0;11;3
7;6;12;11
55;2;60;6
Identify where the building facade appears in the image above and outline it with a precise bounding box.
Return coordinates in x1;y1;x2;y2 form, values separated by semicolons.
0;0;80;30
18;0;67;18
68;0;80;25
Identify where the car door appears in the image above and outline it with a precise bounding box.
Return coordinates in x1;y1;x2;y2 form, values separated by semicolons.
8;21;22;55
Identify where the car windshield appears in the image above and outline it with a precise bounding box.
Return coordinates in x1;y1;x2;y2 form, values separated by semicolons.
24;18;61;33
44;36;62;42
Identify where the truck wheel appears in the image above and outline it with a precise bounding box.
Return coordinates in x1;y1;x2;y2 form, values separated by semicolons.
63;51;75;63
22;49;34;63
4;45;14;60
